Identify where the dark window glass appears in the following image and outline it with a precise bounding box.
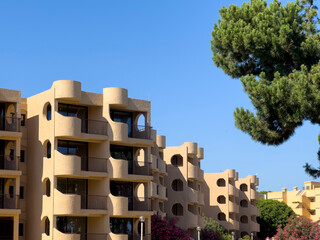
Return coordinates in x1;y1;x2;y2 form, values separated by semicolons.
21;114;26;126
46;104;51;121
110;111;133;137
56;217;87;235
110;181;133;197
110;145;133;161
58;140;88;157
57;178;87;195
20;186;24;199
110;218;133;235
9;186;13;197
46;179;50;197
20;150;25;163
47;142;51;159
19;223;23;236
58;104;88;132
45;218;50;236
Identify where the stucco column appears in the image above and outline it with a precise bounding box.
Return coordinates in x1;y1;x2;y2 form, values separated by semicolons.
13;214;19;240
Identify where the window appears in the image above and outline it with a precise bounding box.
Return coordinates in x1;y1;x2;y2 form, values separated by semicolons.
217;195;226;204
56;217;86;235
217;178;226;187
110;145;133;161
9;186;13;198
217;212;226;221
19;223;23;236
171;155;183;167
240;199;248;207
240;215;248;223
45;217;50;236
21;114;26;126
46;179;51;197
20;150;25;163
46;141;51;159
240;184;248;192
171;179;183;191
110;218;133;235
58;103;88;132
20;186;24;199
172;203;183;216
46;104;51;121
110;110;133;137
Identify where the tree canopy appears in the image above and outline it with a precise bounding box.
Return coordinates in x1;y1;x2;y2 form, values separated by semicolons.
211;0;320;177
257;198;295;239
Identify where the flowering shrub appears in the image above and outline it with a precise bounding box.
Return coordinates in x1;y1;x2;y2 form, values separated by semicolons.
201;216;231;240
274;216;320;239
151;215;191;240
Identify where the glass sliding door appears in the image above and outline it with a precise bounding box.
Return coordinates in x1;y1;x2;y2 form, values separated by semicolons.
58;103;88;133
110;145;133;174
110;111;133;137
56;217;87;240
110;181;133;210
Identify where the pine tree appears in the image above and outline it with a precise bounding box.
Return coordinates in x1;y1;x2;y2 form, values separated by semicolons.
211;0;320;177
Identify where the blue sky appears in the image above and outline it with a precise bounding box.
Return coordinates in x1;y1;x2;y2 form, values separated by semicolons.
0;0;318;191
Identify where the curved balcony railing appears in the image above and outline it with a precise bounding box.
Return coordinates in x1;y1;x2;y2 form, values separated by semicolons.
128;196;152;211
130;161;151;176
0;194;19;209
0;155;18;170
81;157;108;173
81;195;108;210
131;125;152;139
84;119;108;136
0;116;20;132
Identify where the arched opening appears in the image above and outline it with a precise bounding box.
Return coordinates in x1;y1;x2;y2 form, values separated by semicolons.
136;113;146;128
171;179;183;191
217;178;226;187
240;215;248;223
43;178;51;197
136;183;145;201
240;199;248;207
172;203;183;216
45;103;52;121
171;155;183;167
43;140;51;159
240;184;248;192
241;232;249;238
43;217;50;236
217;212;226;221
217;195;226;204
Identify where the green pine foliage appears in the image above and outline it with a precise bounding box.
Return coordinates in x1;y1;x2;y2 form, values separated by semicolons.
211;0;320;177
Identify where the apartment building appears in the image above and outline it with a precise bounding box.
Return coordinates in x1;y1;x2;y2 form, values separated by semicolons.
163;142;205;239
203;170;260;239
0;80;260;240
267;181;320;222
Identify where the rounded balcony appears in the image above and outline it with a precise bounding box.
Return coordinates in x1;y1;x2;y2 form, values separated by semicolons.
229;185;239;197
198;192;204;205
156;135;166;149
158;185;167;200
103;87;128;107
185;142;198;156
151;182;158;198
109;195;129;216
250;189;258;200
188;162;199;180
52;80;81;101
229;218;239;230
55;151;81;176
187;188;198;203
55;114;82;138
185;211;198;228
229;202;239;213
151;155;158;172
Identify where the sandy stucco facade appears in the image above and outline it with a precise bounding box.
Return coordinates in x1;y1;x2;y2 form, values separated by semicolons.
203;170;260;239
0;80;260;240
267;181;320;222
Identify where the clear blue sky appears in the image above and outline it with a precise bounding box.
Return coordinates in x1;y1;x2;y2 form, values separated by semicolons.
0;0;318;191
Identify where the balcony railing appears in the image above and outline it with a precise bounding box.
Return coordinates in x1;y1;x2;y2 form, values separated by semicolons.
131;125;152;139
0;155;18;170
129;161;151;176
127;197;151;211
80;195;108;210
82;119;108;136
81;157;108;173
0;194;19;209
0;116;20;132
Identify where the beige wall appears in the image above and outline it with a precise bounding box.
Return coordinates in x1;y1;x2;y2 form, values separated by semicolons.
0;80;261;240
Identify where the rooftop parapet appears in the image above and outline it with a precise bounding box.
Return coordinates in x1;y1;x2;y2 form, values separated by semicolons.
185;142;198;156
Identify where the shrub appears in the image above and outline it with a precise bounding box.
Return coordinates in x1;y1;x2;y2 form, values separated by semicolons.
274;216;320;239
151;215;191;240
201;216;231;240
